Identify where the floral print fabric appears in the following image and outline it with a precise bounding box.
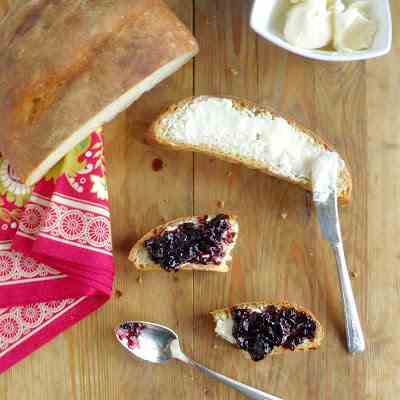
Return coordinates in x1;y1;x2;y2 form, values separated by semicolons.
0;130;114;373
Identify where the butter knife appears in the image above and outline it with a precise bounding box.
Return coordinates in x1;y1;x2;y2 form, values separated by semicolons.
314;189;365;353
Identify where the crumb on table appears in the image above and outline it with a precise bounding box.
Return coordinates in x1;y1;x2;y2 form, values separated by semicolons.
229;67;239;76
350;270;359;279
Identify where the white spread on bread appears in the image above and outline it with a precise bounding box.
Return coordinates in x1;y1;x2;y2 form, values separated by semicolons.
283;0;377;51
312;151;340;203
214;308;262;344
159;97;346;192
215;318;236;344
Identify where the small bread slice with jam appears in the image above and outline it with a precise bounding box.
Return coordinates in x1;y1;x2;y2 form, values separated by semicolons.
147;96;352;204
211;301;323;361
129;214;239;272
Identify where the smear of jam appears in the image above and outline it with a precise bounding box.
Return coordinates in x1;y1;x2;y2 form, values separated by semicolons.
144;214;234;272
117;322;144;350
231;305;317;361
152;158;164;172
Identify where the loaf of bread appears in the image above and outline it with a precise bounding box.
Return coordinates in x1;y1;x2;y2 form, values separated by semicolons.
148;96;352;203
0;0;198;185
211;301;324;359
129;214;239;272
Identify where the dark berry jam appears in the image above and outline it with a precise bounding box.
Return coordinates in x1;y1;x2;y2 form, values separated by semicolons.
152;158;164;172
117;322;144;350
231;305;317;361
144;214;235;272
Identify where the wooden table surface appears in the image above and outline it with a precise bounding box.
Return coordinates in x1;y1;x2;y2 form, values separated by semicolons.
1;1;399;399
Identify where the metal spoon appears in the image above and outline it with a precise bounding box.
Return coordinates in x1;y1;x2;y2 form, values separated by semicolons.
115;321;283;400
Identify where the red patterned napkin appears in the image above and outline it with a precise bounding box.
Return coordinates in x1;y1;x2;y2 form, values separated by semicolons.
0;130;114;373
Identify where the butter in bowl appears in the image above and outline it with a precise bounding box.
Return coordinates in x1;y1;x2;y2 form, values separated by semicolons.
250;0;392;62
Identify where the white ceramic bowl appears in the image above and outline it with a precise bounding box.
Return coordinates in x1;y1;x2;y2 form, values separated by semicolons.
250;0;392;62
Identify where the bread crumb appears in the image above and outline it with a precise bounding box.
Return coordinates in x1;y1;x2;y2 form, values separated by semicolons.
115;289;123;298
281;212;288;219
350;270;359;279
137;273;143;285
227;170;235;186
229;67;239;76
217;200;225;208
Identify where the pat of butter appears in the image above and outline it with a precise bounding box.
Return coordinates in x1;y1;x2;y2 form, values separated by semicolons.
284;0;333;50
334;1;377;51
283;0;377;52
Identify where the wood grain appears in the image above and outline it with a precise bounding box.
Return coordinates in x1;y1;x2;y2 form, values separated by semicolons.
193;1;367;399
0;0;399;399
366;1;400;396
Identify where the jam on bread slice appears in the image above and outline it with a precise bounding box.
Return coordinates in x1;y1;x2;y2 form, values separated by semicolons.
129;214;239;272
211;301;323;361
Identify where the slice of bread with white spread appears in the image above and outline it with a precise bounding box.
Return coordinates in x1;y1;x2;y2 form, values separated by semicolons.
211;301;324;360
148;96;352;203
129;214;239;272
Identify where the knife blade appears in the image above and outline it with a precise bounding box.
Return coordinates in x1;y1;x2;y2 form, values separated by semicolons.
314;184;365;353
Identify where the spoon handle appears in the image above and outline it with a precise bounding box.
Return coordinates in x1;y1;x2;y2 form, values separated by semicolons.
182;357;283;400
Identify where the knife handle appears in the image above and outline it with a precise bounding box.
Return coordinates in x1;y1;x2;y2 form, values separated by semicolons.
332;242;366;353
